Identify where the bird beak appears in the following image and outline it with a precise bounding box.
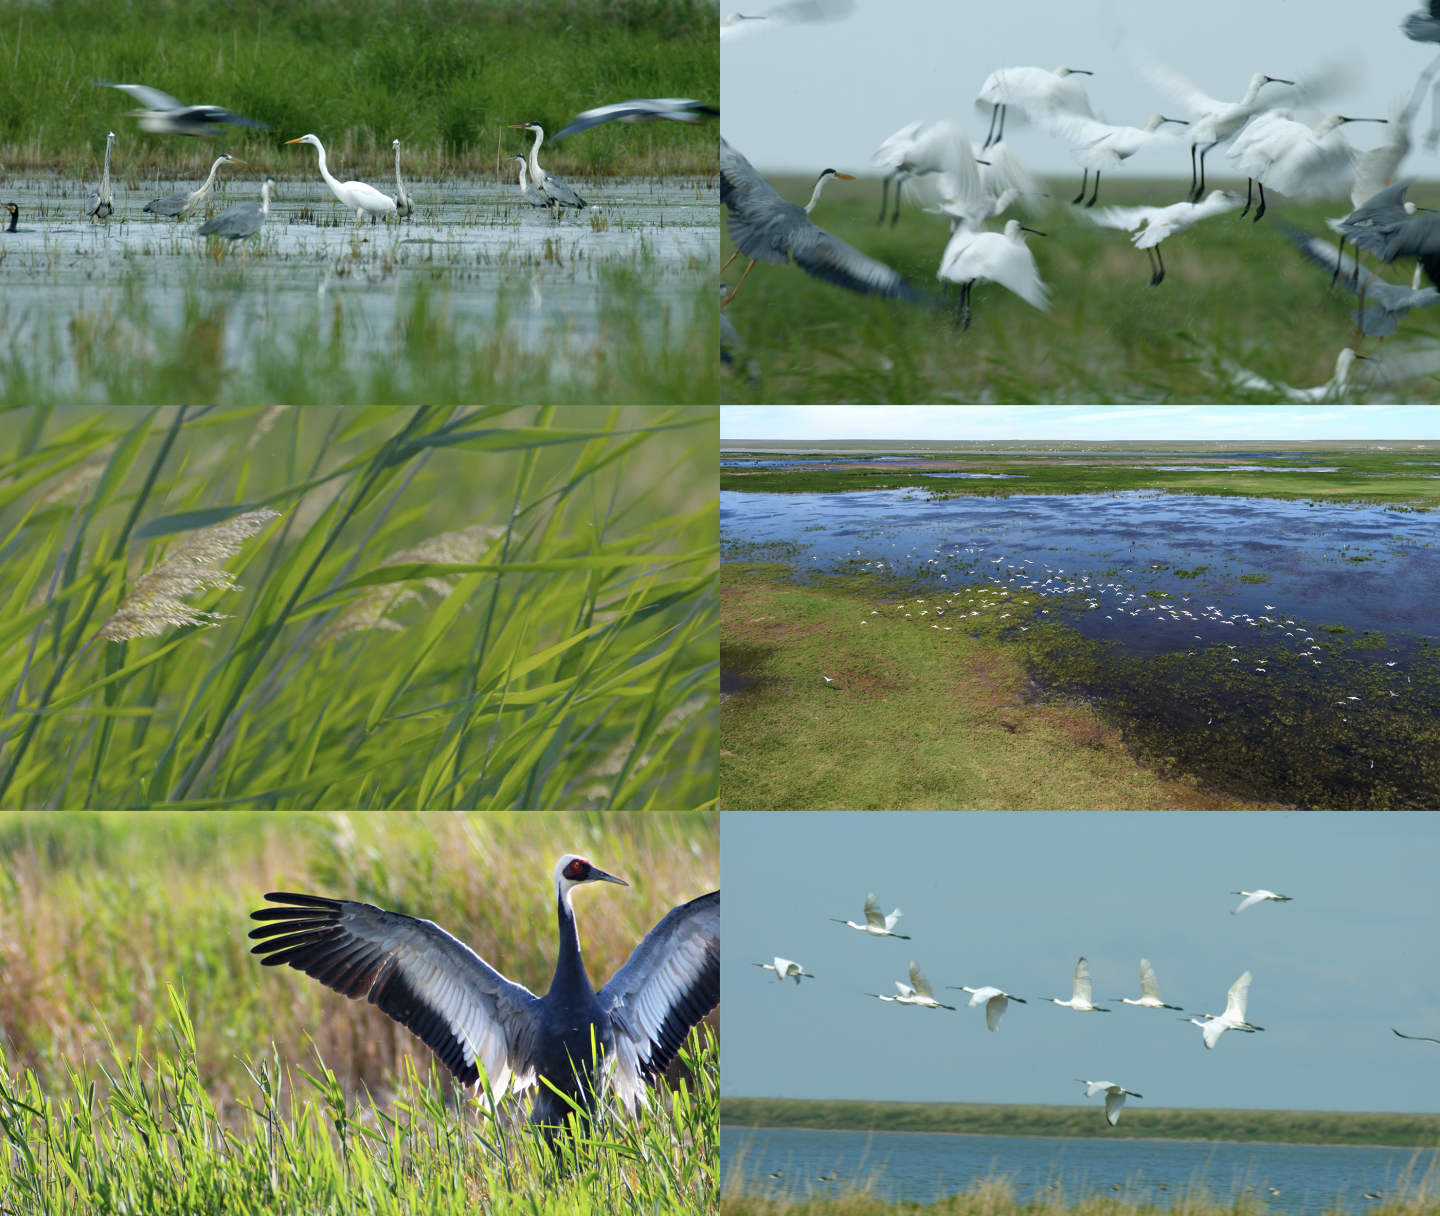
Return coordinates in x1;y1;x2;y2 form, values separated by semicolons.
835;173;856;180
284;137;305;145
591;866;629;887
1340;117;1388;124
509;124;531;130
1266;77;1295;85
1021;226;1048;236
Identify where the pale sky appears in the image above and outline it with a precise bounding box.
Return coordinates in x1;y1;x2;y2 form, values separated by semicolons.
721;405;1440;440
722;0;1440;180
721;812;1440;1112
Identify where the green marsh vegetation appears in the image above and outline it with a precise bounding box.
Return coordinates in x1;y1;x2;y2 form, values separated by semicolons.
0;811;719;1214
718;176;1440;404
0;405;717;809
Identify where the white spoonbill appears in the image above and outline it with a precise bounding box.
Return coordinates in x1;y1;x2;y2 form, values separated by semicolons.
1093;190;1243;285
1046;957;1111;1011
755;957;814;984
938;219;1049;331
976;66;1095;149
1232;890;1292;915
285;135;398;224
946;985;1027;1031
1077;1080;1143;1125
1227;112;1388;221
1114;957;1183;1010
1043;112;1188;207
1179;970;1264;1049
832;893;910;938
867;961;956;1009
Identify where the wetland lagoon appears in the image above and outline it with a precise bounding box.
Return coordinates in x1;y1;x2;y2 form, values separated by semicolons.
719;444;1440;810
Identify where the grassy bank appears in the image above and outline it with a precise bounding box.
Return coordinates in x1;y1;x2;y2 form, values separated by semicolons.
0;0;718;176
0;406;717;809
722;1098;1440;1149
719;175;1440;403
719;563;1268;810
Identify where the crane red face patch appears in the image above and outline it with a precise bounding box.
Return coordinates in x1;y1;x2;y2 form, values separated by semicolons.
563;858;592;881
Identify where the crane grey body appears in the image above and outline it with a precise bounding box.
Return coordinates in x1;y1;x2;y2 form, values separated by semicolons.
95;81;268;137
510;123;588;210
392;140;414;218
143;153;246;219
86;132;116;223
552;98;717;141
720;137;927;308
248;854;719;1133
508;155;549;208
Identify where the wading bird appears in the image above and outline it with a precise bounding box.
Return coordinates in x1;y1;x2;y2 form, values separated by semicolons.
285;135;398;224
1093;189;1243;285
1046;957;1111;1011
1232;890;1292;915
1228;113;1388;222
143;152;246;219
1114;957;1183;1010
866;961;955;1008
1281;218;1440;336
1337;179;1440;285
1179;970;1263;1049
95;81;268;137
1043;112;1189;207
86;132;116;223
1393;1029;1440;1044
939;219;1050;329
551;98;718;141
1077;1080;1142;1126
248;855;718;1134
976;66;1095;150
831;893;910;938
755;957;814;984
946;984;1027;1031
508;155;549;208
3;203;21;233
721;139;927;308
510;123;588;211
197;176;277;262
392;140;413;218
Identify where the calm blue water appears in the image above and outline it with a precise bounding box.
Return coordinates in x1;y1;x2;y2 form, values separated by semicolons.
722;1126;1437;1213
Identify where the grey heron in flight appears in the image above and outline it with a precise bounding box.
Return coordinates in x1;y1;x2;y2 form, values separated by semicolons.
551;98;718;142
509;123;588;210
285;134;397;224
508;155;549;208
392;139;414;218
248;855;719;1135
94;81;268;137
142;153;246;220
720;137;928;309
197;177;277;262
86;132;116;223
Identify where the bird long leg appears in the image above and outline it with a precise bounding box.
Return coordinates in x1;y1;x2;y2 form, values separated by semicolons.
720;250;742;276
877;175;890;226
1240;176;1253;218
1148;245;1165;287
1189;145;1200;201
1330;237;1347;289
984;106;999;150
888;172;905;227
1072;169;1089;206
1193;143;1216;202
720;258;758;307
960;281;974;331
1086;171;1101;208
1253;182;1267;223
997;106;1007;144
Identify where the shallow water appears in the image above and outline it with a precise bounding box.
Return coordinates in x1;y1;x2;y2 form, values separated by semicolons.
723;1127;1437;1214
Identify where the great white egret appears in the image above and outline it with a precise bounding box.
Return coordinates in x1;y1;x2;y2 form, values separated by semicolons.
1179;970;1264;1049
1114;957;1183;1010
831;893;910;938
1076;1080;1142;1125
197;177;277;262
509;123;588;210
754;957;815;984
946;985;1027;1031
1093;190;1243;285
1231;890;1292;915
94;81;269;137
143;153;246;219
551;98;718;141
866;962;955;1009
392;139;414;218
937;220;1050;330
285;135;398;224
1046;957;1111;1011
86;132;116;223
508;155;549;208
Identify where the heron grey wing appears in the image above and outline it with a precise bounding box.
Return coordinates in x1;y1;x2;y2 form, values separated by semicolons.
788;225;927;303
596;891;719;1110
1403;11;1440;42
212;109;269;130
95;80;186;110
540;174;587;208
249;893;542;1098
552;99;715;140
145;192;190;216
720;138;788;219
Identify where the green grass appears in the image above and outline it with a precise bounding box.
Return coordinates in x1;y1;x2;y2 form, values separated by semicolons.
0;0;718;177
0;406;717;809
721;1098;1440;1148
719;175;1440;403
0;811;719;1214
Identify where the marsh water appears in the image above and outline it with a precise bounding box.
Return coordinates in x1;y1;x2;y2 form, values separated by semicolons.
721;488;1440;807
722;1127;1436;1214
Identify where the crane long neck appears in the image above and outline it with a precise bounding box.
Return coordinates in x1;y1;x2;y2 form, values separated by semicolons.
527;127;545;180
551;885;595;1004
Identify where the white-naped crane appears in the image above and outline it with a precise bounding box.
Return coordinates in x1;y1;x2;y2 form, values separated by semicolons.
946;984;1027;1031
1113;957;1183;1010
1076;1079;1142;1126
755;957;815;984
831;892;910;938
1178;970;1264;1049
1046;957;1111;1011
865;961;955;1009
1232;889;1292;915
248;855;718;1135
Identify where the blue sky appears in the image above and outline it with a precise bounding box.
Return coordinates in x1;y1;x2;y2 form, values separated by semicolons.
721;406;1440;442
721;812;1440;1112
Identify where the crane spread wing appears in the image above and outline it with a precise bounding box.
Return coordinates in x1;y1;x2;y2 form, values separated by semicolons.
249;893;541;1098
597;890;718;1110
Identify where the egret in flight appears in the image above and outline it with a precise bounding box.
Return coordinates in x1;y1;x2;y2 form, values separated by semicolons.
947;985;1027;1031
285;134;398;224
1046;957;1111;1011
755;957;815;984
1232;890;1292;915
832;893;910;938
1114;957;1183;1010
1077;1080;1143;1126
867;962;956;1008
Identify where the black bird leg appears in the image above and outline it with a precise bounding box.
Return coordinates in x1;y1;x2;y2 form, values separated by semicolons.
1148;245;1166;287
1189;145;1200;201
1072;170;1089;206
984;106;1000;150
1086;171;1101;208
1253;182;1267;223
877;176;890;226
1192;142;1216;202
1330;237;1346;288
1240;177;1253;218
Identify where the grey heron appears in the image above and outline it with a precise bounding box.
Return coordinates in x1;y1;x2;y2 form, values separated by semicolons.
248;855;718;1135
831;892;910;938
720;138;928;308
550;98;718;142
1404;1;1440;42
197;176;276;262
945;985;1027;1031
754;957;814;984
937;219;1049;330
976;66;1094;150
1280;217;1440;336
142;152;246;220
392;139;414;218
1112;957;1183;1010
509;123;588;210
86;132;116;223
1045;957;1111;1011
1338;179;1440;286
1076;1080;1142;1126
1092;190;1243;286
508;155;549;208
94;81;268;137
285;134;398;224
